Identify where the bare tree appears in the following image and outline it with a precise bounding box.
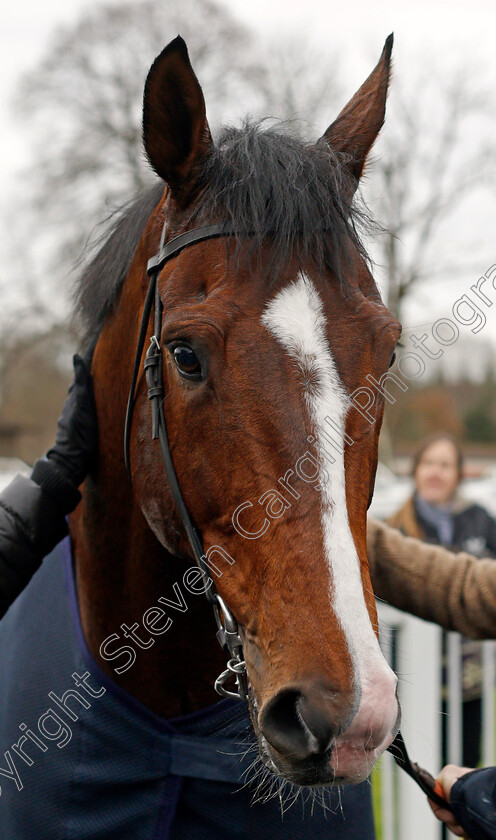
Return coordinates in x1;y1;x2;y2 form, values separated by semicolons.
13;0;260;294
12;11;496;336
241;44;496;325
8;3;348;346
249;35;342;136
6;9;496;472
364;60;496;320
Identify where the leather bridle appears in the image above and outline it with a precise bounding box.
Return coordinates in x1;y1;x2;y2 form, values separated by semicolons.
123;218;450;811
124;221;248;702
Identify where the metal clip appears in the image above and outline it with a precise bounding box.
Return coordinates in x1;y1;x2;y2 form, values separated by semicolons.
211;593;248;701
215;657;248;700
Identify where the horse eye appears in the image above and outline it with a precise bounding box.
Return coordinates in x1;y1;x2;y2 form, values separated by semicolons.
389;351;397;368
172;345;202;379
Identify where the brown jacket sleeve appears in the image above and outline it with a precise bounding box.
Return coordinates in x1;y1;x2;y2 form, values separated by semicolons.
367;516;496;639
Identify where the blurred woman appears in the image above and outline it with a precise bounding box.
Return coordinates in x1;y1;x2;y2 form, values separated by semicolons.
388;433;496;556
388;432;496;766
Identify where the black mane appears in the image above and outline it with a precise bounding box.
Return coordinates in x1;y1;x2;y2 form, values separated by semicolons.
194;121;367;272
74;120;370;340
74;182;164;340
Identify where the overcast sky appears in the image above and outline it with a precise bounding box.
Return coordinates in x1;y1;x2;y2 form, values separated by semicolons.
1;0;496;358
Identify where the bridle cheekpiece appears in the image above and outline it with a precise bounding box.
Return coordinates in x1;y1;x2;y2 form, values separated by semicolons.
124;220;248;701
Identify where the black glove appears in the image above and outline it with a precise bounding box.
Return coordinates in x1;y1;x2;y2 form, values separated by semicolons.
30;345;98;514
0;347;98;616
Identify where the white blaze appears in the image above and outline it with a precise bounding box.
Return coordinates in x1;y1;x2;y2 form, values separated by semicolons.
261;273;388;698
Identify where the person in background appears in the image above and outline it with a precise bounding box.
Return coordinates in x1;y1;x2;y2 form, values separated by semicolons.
388;432;496;767
388;433;496;557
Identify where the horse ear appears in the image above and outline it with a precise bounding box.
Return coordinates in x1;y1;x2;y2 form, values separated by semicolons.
321;34;393;186
142;36;213;204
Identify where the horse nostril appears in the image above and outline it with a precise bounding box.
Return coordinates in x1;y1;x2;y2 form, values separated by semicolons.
259;687;338;761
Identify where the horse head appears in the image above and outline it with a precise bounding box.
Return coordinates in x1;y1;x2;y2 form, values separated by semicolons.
80;35;401;788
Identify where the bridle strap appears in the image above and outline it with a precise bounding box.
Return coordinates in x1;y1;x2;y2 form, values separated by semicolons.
124;273;157;482
124;220;247;698
387;730;452;811
124;222;231;598
124;222;229;484
146;223;232;276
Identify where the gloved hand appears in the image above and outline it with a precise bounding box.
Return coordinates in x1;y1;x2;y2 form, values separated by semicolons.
30;345;98;514
429;764;473;837
429;763;496;840
45;346;98;486
0;346;98;617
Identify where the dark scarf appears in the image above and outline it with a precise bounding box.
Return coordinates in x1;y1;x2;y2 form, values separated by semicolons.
414;493;455;545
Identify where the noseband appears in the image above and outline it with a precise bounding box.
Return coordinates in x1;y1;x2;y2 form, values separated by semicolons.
122;218;450;811
124;220;248;701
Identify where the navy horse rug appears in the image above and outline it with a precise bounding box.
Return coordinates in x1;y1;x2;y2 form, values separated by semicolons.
0;540;375;839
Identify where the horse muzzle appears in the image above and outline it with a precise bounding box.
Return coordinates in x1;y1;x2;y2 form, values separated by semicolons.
256;670;399;786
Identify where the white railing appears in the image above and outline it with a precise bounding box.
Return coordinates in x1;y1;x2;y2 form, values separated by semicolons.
375;603;496;840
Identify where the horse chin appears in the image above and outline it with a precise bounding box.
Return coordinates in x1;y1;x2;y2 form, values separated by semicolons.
257;735;383;788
